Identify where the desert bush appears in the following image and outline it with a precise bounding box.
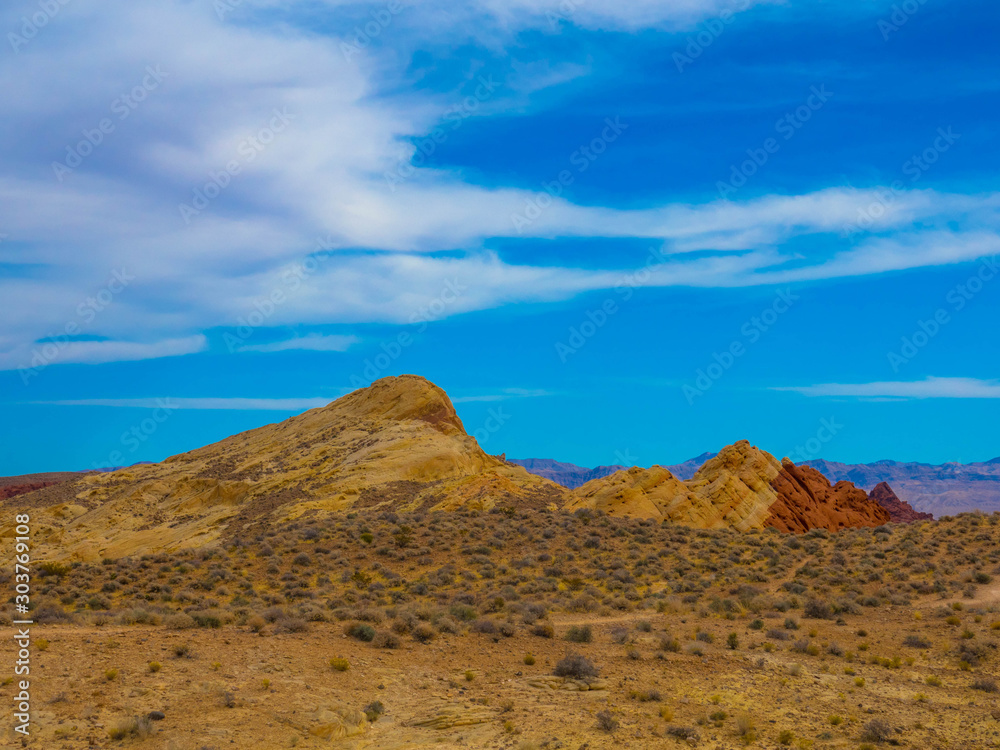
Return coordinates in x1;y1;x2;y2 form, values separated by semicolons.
247;615;266;633
413;623;437;643
565;625;592;643
108;715;153;740
628;688;662;702
472;619;497;635
374;631;400;649
554;652;599;679
972;677;999;693
164;613;196;630
660;636;681;652
736;713;757;743
860;719;893;743
666;726;699;741
329;657;350;672
274;617;308;633
532;623;555;638
903;635;930;648
804;599;832;619
346;623;376;642
595;709;618;732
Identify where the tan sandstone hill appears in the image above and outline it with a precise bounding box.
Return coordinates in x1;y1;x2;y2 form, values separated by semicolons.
570;440;889;532
5;375;568;560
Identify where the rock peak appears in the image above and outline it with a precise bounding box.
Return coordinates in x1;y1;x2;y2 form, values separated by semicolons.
337;375;466;434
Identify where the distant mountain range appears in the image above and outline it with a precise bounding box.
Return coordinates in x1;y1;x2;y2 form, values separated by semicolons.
804;457;1000;518
508;453;716;488
511;453;1000;517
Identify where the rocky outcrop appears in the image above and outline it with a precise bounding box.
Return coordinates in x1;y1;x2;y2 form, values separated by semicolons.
571;441;784;531
869;481;934;522
3;375;570;560
571;441;890;533
768;461;891;532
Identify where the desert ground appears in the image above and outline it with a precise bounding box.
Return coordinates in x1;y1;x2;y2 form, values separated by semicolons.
3;508;1000;749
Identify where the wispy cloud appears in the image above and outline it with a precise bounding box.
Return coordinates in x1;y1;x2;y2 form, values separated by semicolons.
452;388;554;403
36;396;335;411
238;334;360;354
1;0;997;371
0;336;207;371
774;377;1000;400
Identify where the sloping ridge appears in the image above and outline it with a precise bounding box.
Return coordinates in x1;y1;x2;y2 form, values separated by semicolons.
5;375;569;560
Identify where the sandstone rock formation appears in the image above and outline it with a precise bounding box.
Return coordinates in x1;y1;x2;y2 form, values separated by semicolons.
3;375;569;560
768;461;891;532
869;481;934;522
570;441;889;532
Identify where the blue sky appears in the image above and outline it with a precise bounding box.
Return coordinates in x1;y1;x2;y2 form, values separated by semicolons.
2;0;999;474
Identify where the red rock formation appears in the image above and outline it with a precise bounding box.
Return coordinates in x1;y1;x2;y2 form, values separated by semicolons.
869;481;934;522
0;481;59;500
767;460;891;533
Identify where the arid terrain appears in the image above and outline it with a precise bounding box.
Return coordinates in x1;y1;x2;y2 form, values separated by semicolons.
2;377;999;749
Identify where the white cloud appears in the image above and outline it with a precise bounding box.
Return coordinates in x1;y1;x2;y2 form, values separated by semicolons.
1;1;997;370
774;377;1000;399
239;334;360;353
0;336;207;371
452;388;554;403
37;396;335;411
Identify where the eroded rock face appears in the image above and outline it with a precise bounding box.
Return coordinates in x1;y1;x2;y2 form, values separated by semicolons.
570;441;890;533
869;481;934;522
570;440;784;531
767;461;891;532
